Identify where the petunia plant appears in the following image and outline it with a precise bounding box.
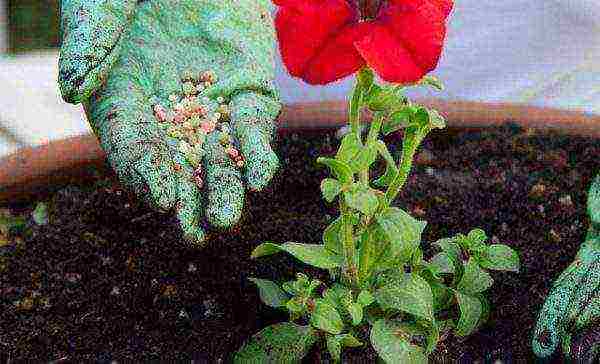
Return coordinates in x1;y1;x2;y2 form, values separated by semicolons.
235;0;520;362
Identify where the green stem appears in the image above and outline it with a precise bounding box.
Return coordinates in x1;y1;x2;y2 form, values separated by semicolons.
340;77;366;288
366;113;384;145
341;205;358;287
349;77;363;137
384;130;425;204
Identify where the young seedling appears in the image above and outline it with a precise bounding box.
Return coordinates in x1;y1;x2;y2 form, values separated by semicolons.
235;69;520;363
234;1;519;361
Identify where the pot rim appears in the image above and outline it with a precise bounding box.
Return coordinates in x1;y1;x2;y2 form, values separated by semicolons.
1;99;599;202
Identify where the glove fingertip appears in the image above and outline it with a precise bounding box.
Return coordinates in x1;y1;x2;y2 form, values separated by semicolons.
532;325;559;359
134;157;178;211
176;179;207;247
182;225;207;247
207;199;243;228
246;150;279;191
533;290;569;358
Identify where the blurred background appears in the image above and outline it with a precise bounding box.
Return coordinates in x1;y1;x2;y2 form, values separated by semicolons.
1;0;600;157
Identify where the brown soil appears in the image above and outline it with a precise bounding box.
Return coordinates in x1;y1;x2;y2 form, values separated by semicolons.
1;124;598;363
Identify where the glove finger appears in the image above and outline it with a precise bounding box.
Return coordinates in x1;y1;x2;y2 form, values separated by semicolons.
533;259;591;358
131;149;179;211
230;92;280;191
86;74;179;211
573;252;600;330
203;134;244;228
235;121;279;191
105;117;178;211
588;174;600;226
174;154;206;245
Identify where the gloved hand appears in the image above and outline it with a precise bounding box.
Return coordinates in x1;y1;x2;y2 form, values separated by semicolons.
58;0;281;244
533;174;600;361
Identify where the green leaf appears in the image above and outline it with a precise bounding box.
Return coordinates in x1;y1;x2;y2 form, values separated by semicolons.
358;228;376;283
375;207;427;267
336;132;362;165
370;319;428;364
321;178;343;203
294;273;310;292
317;157;353;184
420;76;444;91
427;109;446;129
366;85;406;112
419;269;453;312
412;107;430;129
358;68;375;91
588;174;600;225
357;290;375;307
306;279;322;297
0;211;26;234
468;229;487;245
310;299;344;334
454;292;483;337
433;239;463;279
411;248;424;268
340;290;365;326
326;333;363;362
286;297;305;315
326;335;342;362
381;107;414;136
338;333;363;347
426;320;440;354
476;293;491;327
344;185;379;216
32;202;49;225
479;244;520;272
375;273;434;322
373;140;399;187
429;253;455;275
463;228;488;253
323;217;344;255
282;273;316;298
351;144;378;173
248;278;289;308
335;132;379;173
457;258;494;294
234;323;318;363
322;284;352;310
252;242;343;269
347;302;363;325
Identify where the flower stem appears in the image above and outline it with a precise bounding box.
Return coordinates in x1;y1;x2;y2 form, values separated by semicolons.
384;130;425;205
366;113;383;145
340;205;358;287
349;77;363;137
341;78;367;288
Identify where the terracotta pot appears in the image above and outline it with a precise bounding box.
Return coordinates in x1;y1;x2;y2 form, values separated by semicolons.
1;99;599;202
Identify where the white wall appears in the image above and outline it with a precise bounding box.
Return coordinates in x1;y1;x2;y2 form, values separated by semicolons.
1;0;600;158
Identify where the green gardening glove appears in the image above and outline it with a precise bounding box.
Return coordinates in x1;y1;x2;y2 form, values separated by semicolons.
533;174;600;361
58;0;281;244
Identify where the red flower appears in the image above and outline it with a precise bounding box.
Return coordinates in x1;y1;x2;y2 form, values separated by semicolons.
274;0;453;85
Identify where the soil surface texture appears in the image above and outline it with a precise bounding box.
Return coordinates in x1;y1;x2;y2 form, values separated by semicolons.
1;124;599;363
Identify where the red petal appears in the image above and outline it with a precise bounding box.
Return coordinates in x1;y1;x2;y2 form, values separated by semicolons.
302;23;370;84
428;0;454;18
274;0;358;80
387;0;454;19
359;2;448;82
354;24;424;84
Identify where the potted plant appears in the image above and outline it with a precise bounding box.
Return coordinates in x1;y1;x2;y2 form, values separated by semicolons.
1;0;599;362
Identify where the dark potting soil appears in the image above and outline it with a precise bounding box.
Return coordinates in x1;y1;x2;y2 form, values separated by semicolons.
1;124;599;363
